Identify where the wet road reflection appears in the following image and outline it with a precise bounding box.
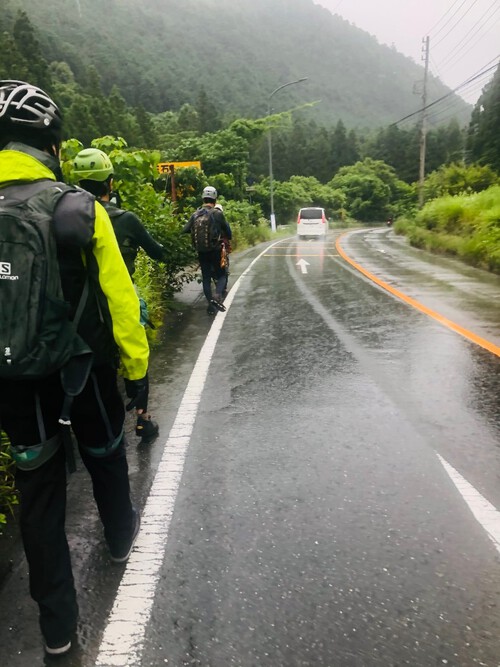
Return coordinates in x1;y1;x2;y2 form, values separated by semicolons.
1;229;500;666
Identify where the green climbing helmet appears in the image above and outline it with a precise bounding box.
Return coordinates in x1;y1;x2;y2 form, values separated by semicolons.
73;148;114;181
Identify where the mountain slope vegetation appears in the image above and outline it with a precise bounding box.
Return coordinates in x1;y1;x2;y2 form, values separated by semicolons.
3;0;469;128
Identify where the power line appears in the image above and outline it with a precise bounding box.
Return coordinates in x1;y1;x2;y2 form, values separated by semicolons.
434;55;500;101
438;0;500;70
427;74;491;116
430;0;471;40
439;9;500;73
433;0;482;48
426;0;464;36
430;55;446;84
391;59;499;126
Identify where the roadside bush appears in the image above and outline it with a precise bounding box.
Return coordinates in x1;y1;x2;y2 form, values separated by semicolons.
396;185;500;273
424;162;499;201
0;431;18;527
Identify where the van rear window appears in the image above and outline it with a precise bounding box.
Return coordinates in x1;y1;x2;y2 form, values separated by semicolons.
300;208;324;219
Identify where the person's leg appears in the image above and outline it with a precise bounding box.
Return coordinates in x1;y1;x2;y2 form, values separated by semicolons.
0;376;77;649
17;448;78;646
200;249;225;311
222;255;229;296
213;247;227;301
80;435;136;553
214;270;227;300
71;365;136;555
198;253;214;303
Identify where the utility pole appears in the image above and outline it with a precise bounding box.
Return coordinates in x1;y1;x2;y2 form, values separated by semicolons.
418;35;430;208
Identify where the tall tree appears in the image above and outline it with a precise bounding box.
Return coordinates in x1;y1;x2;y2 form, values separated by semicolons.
196;87;221;134
12;11;52;91
467;64;500;173
0;30;29;80
134;105;159;149
330;120;359;175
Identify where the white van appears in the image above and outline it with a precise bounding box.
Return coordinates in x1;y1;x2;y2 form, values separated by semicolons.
297;207;328;238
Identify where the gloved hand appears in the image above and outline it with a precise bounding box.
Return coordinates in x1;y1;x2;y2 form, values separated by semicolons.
124;376;149;412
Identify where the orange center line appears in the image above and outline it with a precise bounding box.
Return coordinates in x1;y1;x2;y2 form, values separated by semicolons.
335;233;500;358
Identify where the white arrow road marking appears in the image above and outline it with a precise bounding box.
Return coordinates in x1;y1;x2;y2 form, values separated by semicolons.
296;258;310;274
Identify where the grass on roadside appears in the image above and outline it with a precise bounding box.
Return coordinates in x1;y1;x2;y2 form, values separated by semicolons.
395;185;500;274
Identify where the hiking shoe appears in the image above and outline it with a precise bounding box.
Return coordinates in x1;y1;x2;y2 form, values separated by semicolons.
210;298;226;312
135;414;159;444
109;509;140;563
207;303;217;315
45;639;72;656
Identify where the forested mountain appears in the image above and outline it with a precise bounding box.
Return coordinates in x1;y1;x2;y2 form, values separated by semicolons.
2;0;470;128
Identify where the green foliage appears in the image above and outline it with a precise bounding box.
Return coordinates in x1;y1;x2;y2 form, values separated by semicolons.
216;199;269;248
329;158;413;221
171;127;250;198
1;8;473;195
424;162;499;201
62;138;197;317
467;63;500;172
367;120;466;184
5;0;470;128
249;174;345;224
397;185;500;273
0;431;18;526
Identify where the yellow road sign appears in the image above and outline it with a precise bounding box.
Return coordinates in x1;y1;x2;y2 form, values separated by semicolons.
157;161;201;174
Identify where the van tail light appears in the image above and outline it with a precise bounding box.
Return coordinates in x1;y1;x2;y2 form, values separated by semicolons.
297;213;301;224
321;213;326;224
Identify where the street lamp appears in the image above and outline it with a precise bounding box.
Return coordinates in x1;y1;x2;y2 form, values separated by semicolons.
267;77;307;231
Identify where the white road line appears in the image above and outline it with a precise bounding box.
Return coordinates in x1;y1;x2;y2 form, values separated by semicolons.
437;454;500;554
95;240;282;667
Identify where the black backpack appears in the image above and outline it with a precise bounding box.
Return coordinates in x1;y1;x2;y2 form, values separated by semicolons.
191;207;220;253
0;180;91;380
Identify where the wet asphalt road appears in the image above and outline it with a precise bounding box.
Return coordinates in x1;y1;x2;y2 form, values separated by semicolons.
1;227;500;667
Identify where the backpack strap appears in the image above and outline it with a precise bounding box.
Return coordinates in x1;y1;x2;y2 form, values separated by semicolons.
57;254;94;473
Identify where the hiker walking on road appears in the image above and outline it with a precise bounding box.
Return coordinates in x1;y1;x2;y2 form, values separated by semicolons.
73;147;165;444
0;80;149;657
182;186;232;315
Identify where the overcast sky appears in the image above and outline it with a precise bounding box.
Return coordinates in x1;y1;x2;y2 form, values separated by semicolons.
313;0;500;104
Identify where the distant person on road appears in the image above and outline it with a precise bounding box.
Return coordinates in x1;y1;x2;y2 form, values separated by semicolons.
0;80;149;657
182;186;232;315
73;147;165;445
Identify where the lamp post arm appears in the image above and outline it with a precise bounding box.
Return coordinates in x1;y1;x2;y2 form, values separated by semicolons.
268;77;308;113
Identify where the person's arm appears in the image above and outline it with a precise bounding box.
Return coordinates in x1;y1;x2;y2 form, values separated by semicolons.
92;202;149;380
128;213;166;261
216;211;232;240
181;212;196;234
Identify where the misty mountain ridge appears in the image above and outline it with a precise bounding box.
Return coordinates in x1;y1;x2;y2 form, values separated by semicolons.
4;0;470;128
